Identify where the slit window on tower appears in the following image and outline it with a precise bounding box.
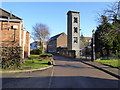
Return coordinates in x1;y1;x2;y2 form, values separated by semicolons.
74;37;78;43
74;17;78;23
74;27;78;33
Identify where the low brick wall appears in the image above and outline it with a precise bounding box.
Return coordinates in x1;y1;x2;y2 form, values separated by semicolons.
1;46;23;69
59;49;76;58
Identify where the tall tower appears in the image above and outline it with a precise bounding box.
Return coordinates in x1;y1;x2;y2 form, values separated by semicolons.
67;11;80;57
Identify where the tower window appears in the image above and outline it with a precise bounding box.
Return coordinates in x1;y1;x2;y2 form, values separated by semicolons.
74;27;78;33
74;37;78;43
74;17;78;23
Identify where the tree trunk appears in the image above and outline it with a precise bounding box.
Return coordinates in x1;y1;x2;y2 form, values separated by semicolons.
42;42;44;54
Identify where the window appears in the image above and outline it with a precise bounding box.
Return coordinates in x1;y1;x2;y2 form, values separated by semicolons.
74;27;78;33
74;17;78;23
74;37;78;43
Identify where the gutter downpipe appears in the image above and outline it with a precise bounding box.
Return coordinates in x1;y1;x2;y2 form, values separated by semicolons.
23;29;26;58
19;21;22;47
28;33;30;57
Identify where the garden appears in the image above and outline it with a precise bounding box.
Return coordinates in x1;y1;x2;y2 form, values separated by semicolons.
1;47;54;71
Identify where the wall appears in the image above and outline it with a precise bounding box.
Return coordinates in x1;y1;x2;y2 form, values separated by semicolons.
24;31;30;57
30;42;38;49
67;12;72;50
0;21;20;47
0;21;30;58
47;40;57;53
57;33;67;47
59;49;76;58
71;12;80;51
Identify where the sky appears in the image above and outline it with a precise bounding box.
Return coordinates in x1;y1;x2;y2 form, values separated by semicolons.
2;2;113;37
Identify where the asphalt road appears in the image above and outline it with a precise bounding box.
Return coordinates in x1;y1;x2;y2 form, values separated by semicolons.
50;55;118;88
2;67;53;88
2;55;119;88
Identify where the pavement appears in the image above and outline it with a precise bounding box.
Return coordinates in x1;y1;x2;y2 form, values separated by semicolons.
81;61;120;79
1;55;119;88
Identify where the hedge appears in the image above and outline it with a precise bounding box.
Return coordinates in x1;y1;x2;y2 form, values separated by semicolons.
1;46;23;69
39;53;53;57
30;47;43;55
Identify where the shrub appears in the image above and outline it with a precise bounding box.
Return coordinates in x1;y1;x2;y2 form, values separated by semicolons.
38;47;42;54
30;47;43;55
96;52;101;59
40;53;53;57
30;49;39;55
1;47;23;69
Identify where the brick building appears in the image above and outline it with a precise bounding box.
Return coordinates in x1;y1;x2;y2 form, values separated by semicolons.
0;8;30;58
47;32;67;53
84;37;92;45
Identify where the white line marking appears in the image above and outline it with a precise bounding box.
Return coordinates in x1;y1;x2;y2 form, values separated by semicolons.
48;66;54;88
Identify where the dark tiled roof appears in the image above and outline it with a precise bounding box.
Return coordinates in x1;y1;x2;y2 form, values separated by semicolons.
50;33;63;41
0;8;22;20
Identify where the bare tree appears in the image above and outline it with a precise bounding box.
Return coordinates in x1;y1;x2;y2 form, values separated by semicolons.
32;23;50;53
97;2;119;24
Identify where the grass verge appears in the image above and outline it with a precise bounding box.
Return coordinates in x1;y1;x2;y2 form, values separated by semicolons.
2;55;53;71
95;59;120;69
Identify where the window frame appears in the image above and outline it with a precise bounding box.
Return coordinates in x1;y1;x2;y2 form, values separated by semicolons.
74;27;78;33
74;17;78;23
74;37;78;43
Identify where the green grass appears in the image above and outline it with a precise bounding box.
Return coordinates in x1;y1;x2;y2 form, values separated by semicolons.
22;58;50;69
2;54;53;71
95;59;120;69
28;55;39;59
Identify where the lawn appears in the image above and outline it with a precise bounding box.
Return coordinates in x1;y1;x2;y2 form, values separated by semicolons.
95;59;120;69
22;55;50;69
2;55;53;71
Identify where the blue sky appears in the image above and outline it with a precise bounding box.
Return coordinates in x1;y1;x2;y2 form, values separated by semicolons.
2;2;112;37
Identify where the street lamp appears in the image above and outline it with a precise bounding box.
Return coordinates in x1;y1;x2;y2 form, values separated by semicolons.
118;1;120;20
92;30;95;61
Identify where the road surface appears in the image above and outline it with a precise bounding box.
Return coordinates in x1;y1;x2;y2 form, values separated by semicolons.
2;55;118;88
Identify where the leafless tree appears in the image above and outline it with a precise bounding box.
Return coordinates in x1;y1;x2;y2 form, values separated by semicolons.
32;23;50;53
97;2;119;24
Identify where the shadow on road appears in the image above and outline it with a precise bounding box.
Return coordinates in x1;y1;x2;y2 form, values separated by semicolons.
54;64;95;69
53;55;91;62
2;75;118;88
54;64;114;69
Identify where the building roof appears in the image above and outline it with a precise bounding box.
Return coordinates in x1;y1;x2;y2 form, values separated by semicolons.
67;10;80;15
84;37;92;40
50;32;65;41
0;8;22;20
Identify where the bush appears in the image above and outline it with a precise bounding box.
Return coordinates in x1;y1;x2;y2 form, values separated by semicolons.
1;47;23;69
38;47;42;54
30;47;43;55
96;52;101;59
40;53;53;57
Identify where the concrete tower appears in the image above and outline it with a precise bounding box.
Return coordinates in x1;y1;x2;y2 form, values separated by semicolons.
67;11;80;57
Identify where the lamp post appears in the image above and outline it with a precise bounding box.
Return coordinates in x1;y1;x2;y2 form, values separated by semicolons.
118;1;120;20
92;30;95;61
